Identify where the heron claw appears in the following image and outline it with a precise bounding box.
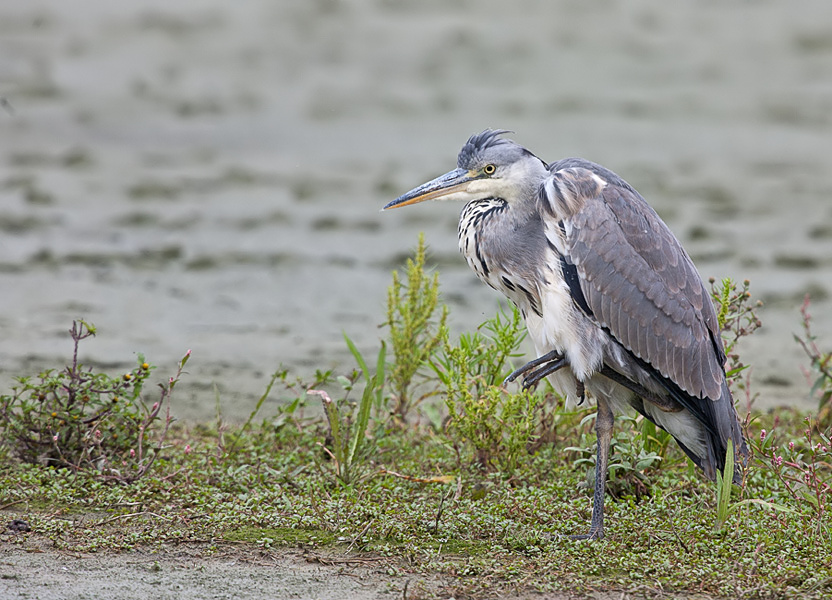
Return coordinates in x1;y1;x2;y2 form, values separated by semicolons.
503;350;568;389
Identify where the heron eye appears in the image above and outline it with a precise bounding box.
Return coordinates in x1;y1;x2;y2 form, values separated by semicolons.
483;164;496;175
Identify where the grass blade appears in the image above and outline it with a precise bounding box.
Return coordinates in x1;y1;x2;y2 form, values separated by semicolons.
715;439;735;530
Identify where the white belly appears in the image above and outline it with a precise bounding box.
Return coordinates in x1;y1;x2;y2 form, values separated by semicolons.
522;265;606;403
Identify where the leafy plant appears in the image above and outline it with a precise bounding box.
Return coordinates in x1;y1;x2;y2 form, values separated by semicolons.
385;233;448;421
710;277;763;385
229;367;334;452
309;335;386;485
568;415;665;501
433;305;540;471
0;320;187;482
637;415;675;460
795;295;832;428
755;417;830;527
714;439;736;530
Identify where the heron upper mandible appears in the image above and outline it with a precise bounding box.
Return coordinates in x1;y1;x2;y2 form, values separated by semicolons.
384;129;749;540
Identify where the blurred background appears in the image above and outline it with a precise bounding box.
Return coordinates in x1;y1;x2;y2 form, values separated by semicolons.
1;0;830;420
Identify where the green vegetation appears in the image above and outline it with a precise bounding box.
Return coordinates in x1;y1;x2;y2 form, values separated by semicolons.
433;304;543;472
1;238;830;599
714;439;737;531
313;334;386;486
567;415;667;502
386;232;448;420
796;295;832;428
0;320;187;482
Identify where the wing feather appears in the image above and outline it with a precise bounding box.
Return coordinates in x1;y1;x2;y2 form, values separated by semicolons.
546;165;724;401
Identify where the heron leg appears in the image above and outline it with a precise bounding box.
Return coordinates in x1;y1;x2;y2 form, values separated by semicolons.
503;350;567;390
571;397;613;541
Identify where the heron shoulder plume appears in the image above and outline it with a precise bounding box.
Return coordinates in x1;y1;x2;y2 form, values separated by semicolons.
385;130;749;541
540;167;607;220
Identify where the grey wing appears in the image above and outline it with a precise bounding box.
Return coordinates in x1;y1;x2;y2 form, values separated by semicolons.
542;164;725;401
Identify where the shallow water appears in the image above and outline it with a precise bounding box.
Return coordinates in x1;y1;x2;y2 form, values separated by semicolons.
1;0;831;420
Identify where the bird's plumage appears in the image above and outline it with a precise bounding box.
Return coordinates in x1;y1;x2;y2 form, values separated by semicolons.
546;162;725;399
384;129;749;539
538;162;744;480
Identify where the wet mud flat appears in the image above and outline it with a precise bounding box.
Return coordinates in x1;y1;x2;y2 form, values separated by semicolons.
1;0;831;424
0;545;641;600
0;546;429;600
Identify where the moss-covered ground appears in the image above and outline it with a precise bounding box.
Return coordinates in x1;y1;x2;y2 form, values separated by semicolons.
1;405;829;599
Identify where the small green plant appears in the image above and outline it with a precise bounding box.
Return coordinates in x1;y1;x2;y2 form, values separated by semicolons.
433;305;539;471
0;320;187;482
755;417;829;527
568;415;665;501
637;415;674;460
309;335;385;486
795;295;832;428
710;277;763;385
385;233;448;421
229;367;333;451
714;439;736;530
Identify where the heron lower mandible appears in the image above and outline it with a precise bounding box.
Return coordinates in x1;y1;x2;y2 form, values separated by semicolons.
384;129;749;540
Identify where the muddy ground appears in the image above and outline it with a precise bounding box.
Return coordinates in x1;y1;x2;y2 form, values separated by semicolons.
0;545;433;600
2;0;832;597
0;543;668;600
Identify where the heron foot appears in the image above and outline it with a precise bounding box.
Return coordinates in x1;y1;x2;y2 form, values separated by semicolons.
568;520;604;541
551;526;604;541
568;529;604;541
503;350;568;390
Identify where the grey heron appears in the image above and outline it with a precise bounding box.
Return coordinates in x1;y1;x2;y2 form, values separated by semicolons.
383;129;749;540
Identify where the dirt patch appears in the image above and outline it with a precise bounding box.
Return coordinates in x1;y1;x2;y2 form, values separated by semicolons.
0;546;437;600
0;545;655;599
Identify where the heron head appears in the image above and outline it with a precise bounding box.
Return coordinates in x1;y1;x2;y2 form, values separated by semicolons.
383;129;548;210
